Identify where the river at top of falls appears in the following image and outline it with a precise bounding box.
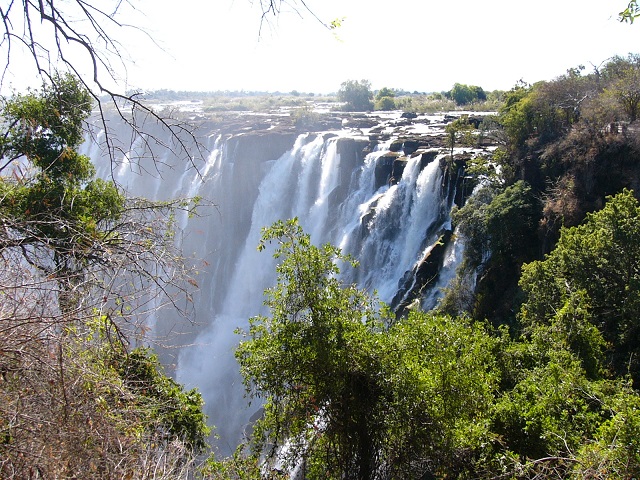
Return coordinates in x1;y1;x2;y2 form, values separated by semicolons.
82;109;491;453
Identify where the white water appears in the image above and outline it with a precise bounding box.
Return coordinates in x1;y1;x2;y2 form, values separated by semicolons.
83;122;460;452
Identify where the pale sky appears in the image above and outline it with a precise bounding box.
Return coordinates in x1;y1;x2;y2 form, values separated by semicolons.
3;0;640;94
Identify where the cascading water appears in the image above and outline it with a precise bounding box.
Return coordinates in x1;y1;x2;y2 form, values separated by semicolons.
336;150;449;300
83;111;473;452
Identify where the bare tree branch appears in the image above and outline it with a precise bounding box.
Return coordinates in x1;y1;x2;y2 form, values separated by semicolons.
0;0;207;179
257;0;328;36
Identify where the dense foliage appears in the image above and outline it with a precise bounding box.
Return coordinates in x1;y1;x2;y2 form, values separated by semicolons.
234;219;499;479
374;87;396;111
229;207;640;478
520;189;640;385
337;79;374;111
446;83;487;106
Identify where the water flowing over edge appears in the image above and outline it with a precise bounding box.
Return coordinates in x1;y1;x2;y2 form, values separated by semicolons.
82;115;483;452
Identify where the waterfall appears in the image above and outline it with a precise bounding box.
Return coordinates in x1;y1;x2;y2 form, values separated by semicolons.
336;152;448;300
83;115;466;452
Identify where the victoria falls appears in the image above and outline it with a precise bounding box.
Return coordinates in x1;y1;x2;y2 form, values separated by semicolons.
3;10;640;476
82;104;494;455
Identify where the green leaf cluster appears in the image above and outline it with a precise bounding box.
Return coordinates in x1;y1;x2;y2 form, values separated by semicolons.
0;74;125;270
1;73;93;177
620;0;640;23
337;79;373;112
114;347;210;453
520;189;640;385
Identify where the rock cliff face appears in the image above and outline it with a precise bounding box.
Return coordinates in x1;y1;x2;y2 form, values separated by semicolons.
391;229;454;315
223;132;299;251
84;107;498;452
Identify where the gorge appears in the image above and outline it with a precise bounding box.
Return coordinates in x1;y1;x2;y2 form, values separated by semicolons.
83;105;495;451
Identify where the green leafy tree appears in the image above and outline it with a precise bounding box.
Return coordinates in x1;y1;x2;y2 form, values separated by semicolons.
375;87;395;100
519;189;640;385
236;219;500;479
498;79;579;160
375;96;396;111
201;444;263;480
0;73;126;310
0;74;198;319
498;84;536;149
498;81;568;151
338;79;373;111
236;218;385;479
472;85;487;101
487;273;639;478
606;62;640;121
449;83;486;106
374;87;396;110
0;74;122;230
382;312;498;478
